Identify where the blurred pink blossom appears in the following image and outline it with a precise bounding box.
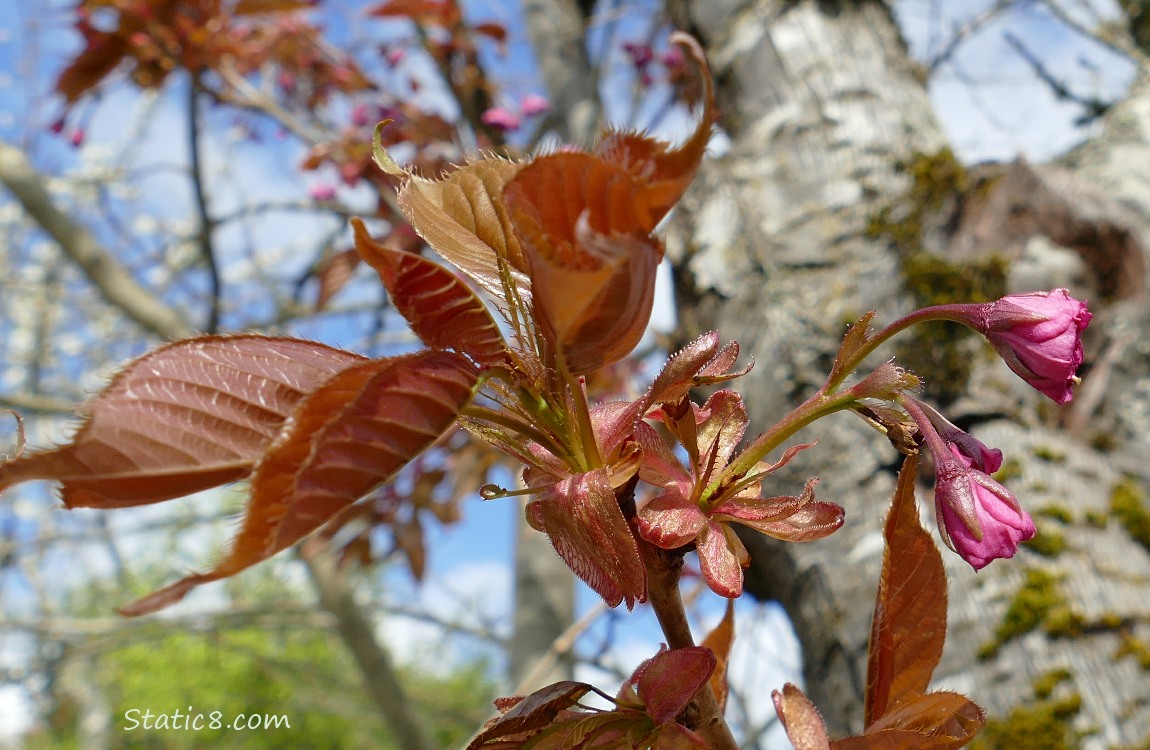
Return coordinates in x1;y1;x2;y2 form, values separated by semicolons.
520;93;550;117
481;106;520;131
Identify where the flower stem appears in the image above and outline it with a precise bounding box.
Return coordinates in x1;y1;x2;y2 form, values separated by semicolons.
712;389;859;500
640;540;739;750
827;303;983;392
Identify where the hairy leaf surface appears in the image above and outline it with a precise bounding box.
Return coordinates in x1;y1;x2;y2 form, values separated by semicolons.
528;468;646;609
118;349;479;616
0;335;366;507
504;152;662;373
773;683;832;750
397;159;530;302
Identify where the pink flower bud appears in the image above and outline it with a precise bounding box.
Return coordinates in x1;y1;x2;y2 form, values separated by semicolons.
913;400;1002;473
69;128;85;148
309;183;337;202
520;93;550;117
661;46;685;69
975;289;1092;404
623;40;654;68
350;102;371;127
385;47;406;67
933;447;1035;570
480;106;520;131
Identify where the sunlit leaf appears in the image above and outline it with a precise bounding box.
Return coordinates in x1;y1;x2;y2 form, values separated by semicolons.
773;683;831;750
864;455;947;726
0;335;365;507
833;692;983;749
351;218;508;366
696;522;745;599
863;691;985;742
397;159;531;301
118;350;479;616
504;153;662;373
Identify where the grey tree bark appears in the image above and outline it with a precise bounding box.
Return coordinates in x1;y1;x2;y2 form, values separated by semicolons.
660;0;1150;746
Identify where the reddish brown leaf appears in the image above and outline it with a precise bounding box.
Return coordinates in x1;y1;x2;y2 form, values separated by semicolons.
0;335;365;508
351;218;508;366
504;153;662;373
773;683;831;750
697;522;746;598
314;247;362;311
396;159;531;302
394;516;427;580
633;646;716;724
118;350;479;616
864;691;985;742
864;455;948;726
466;681;595;750
701;600;735;712
528;468;647;609
473;21;508;42
835;693;984;749
367;0;461;26
234;0;313;13
55;32;132;103
592;32;715;226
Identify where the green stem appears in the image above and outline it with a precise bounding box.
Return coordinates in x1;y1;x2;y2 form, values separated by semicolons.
460;404;571;464
708;390;859;505
561;360;602;471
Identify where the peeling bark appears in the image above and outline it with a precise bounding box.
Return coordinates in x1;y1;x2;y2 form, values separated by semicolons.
666;1;1150;746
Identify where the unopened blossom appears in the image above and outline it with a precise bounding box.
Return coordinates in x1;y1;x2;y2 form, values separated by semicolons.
905;398;1034;569
623;40;654;68
661;46;685;70
385;47;406;66
953;289;1092;404
309;183;337;202
350;102;371;127
480;106;520;131
520;93;550;117
913;400;1002;473
934;445;1035;570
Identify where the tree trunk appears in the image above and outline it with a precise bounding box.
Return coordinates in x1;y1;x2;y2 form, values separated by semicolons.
666;1;1150;746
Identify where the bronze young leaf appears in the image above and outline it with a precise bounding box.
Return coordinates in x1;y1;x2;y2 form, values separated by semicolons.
119;349;480;616
0;335;366;507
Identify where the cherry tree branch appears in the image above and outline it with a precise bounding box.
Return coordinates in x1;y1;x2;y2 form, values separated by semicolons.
0;142;194;341
187;74;222;332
